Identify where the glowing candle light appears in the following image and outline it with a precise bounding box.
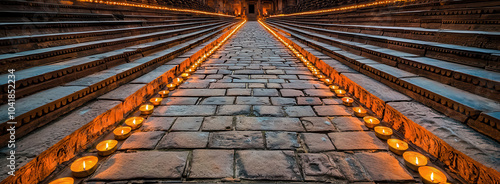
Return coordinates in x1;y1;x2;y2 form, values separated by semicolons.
96;140;118;156
158;90;169;98
363;116;380;128
374;126;393;140
167;83;177;91
70;156;98;177
329;85;340;91
49;177;74;184
181;72;191;79
403;151;428;171
387;139;408;155
342;97;354;106
334;89;346;97
150;97;163;106
139;104;154;115
125;117;144;130
113;126;131;140
174;77;184;85
352;107;367;117
418;166;447;184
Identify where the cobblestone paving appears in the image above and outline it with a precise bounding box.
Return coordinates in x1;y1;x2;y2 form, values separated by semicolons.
88;22;415;183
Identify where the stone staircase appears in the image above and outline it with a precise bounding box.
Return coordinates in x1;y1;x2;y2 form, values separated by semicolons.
265;0;500;183
0;0;240;182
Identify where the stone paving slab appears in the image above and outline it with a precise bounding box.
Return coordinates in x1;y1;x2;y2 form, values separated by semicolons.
189;149;234;179
236;117;305;131
153;105;217;116
235;150;302;181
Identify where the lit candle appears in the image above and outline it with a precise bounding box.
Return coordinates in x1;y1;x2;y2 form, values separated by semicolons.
149;97;163;106
49;177;74;184
316;74;326;79
185;68;195;74
173;77;184;85
403;151;428;171
312;71;320;76
387;139;409;155
374;126;393;140
139;104;154;115
96;140;118;156
362;116;380;128
418;166;447;184
322;78;333;85
113;126;132;140
167;83;177;91
352;107;367;117
341;97;353;106
334;89;346;97
181;72;191;79
158;90;170;98
329;85;340;91
125;117;144;130
70;156;98;177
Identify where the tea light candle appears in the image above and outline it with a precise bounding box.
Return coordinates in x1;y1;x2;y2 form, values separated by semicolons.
70;156;98;177
387;139;408;155
316;74;326;79
418;166;447;184
322;78;333;85
363;116;380;128
403;151;428;171
329;85;339;91
113;126;132;140
374;126;393;140
181;72;191;79
167;83;177;90
173;77;184;85
342;97;354;106
353;107;367;117
49;177;74;184
335;89;346;97
149;97;163;106
96;140;118;156
125;117;144;130
158;90;169;98
185;68;195;74
312;71;320;76
139;104;154;115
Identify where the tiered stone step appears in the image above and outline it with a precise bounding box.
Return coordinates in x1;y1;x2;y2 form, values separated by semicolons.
282;0;500;31
264;22;500;184
266;20;500;142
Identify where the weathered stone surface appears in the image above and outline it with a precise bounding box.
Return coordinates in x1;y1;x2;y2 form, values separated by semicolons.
170;117;203;131
236;117;305;131
208;131;264;149
158;132;209;148
324;152;371;182
280;89;305;97
189;149;234;179
314;105;352;116
328;132;386;150
91;151;188;180
235;96;271;105
271;97;297;105
331;117;368;131
254;105;285;116
141;117;176;131
301;117;337;132
299;153;346;182
217;105;251;115
236;150;302;181
162;97;199;105
119;131;165;150
226;89;251;96
253;88;280;96
170;89;226;96
200;97;235;105
302;133;336;152
355;152;414;182
265;131;300;149
304;89;335;97
201;116;233;131
297;97;323;105
284;106;317;117
153;105;216;116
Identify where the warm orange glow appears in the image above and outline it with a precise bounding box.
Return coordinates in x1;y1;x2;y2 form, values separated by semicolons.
96;140;118;156
158;90;170;97
167;83;177;91
113;126;132;140
387;139;408;155
374;126;393;140
150;97;163;106
49;177;74;184
70;156;98;177
418;166;447;184
403;151;428;171
334;89;346;97
139;105;154;115
363;116;380;128
77;0;234;17
353;107;367;117
181;73;191;79
271;0;409;17
125;117;144;129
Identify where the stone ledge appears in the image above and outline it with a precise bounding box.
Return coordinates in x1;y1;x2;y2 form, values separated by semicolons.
0;21;241;184
266;22;500;183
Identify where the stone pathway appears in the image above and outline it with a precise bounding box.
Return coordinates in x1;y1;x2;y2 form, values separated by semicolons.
85;21;415;183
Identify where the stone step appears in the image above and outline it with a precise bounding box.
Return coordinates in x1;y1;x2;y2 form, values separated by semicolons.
0;21;233;103
265;23;500;183
0;22;236;147
276;20;500;50
0;20;240;183
267;21;500;101
0;19;219;53
0;21;227;72
272;20;500;70
266;21;500;142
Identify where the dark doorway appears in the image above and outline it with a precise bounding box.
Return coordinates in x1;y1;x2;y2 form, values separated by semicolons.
249;4;255;14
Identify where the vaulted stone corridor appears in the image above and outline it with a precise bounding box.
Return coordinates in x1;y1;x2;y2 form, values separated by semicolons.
0;0;499;184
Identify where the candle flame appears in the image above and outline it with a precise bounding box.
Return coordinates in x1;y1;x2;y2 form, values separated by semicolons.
121;129;124;135
396;143;399;149
369;119;373;123
416;157;419;165
430;172;434;181
105;142;109;150
382;129;385;134
83;161;86;171
133;119;136;125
